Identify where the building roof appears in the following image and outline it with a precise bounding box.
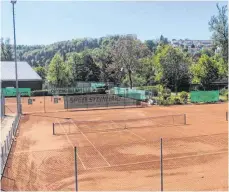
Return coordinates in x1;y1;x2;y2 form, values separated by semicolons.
0;61;42;81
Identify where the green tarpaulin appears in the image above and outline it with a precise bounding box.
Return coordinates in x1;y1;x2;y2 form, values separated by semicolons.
2;88;31;97
190;90;219;103
112;87;147;101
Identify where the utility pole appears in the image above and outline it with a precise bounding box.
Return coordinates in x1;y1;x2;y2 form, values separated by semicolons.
11;0;20;115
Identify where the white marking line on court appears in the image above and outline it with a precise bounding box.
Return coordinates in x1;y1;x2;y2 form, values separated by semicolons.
70;119;111;167
127;129;146;141
56;118;87;170
86;150;228;170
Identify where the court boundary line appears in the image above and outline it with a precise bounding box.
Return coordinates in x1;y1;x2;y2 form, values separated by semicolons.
126;129;146;141
70;119;111;167
110;120;146;141
85;150;228;170
56;118;87;170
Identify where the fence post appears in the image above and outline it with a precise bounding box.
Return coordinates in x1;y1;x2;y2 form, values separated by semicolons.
67;94;69;111
1;146;4;173
160;138;163;192
44;91;46;113
124;90;126;108
107;94;109;109
53;123;55;135
4;141;7;162
67;88;69;112
74;147;78;192
184;114;186;125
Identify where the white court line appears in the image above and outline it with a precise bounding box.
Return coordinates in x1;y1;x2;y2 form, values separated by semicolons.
86;150;228;170
110;120;145;141
127;129;146;141
56;119;86;170
70;119;111;167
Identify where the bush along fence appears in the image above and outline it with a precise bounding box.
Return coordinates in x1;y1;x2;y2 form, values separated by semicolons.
1;114;21;177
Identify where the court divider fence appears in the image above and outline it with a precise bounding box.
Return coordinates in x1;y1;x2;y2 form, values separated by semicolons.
4;90;146;114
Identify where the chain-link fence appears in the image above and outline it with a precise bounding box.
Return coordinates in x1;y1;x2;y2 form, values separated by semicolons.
1;114;20;177
17;90;145;114
43;81;115;90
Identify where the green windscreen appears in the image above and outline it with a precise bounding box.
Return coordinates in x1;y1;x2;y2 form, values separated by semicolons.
2;88;31;96
190;90;219;103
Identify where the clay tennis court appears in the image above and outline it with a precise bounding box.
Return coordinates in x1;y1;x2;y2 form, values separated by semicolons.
1;100;228;191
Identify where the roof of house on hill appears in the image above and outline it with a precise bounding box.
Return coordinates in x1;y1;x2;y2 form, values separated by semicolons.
0;61;42;81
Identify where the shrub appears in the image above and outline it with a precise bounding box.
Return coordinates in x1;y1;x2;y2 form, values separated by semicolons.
137;86;159;96
220;88;228;96
168;95;182;105
179;91;189;104
174;96;182;104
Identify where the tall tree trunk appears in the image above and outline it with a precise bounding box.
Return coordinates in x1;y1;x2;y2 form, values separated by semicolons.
128;70;133;88
175;83;178;95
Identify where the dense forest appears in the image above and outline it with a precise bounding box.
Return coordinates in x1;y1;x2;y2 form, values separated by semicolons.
1;4;228;93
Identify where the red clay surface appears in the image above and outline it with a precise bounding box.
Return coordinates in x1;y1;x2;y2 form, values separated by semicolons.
1;99;228;191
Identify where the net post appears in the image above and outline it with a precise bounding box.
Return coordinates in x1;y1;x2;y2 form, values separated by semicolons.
226;111;228;121
74;146;78;192
160;138;163;192
52;123;55;135
184;114;186;125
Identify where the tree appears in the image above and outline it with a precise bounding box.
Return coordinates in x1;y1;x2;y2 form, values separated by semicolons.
67;50;100;82
154;45;191;94
47;54;71;87
66;52;84;83
111;35;150;88
209;3;228;63
1;38;13;61
144;40;157;53
92;48;114;82
33;65;47;80
159;35;169;45
139;56;156;85
190;54;220;90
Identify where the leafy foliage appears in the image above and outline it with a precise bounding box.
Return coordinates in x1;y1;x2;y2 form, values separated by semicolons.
47;54;71;87
154;45;191;94
1;38;13;61
209;4;228;64
190;54;221;89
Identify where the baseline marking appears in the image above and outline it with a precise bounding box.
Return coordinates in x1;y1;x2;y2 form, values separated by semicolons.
85;150;228;170
70;119;111;167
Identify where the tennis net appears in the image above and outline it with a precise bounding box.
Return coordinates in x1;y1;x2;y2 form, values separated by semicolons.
53;114;186;135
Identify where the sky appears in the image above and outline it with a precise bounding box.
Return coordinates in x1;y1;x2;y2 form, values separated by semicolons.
1;0;228;45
